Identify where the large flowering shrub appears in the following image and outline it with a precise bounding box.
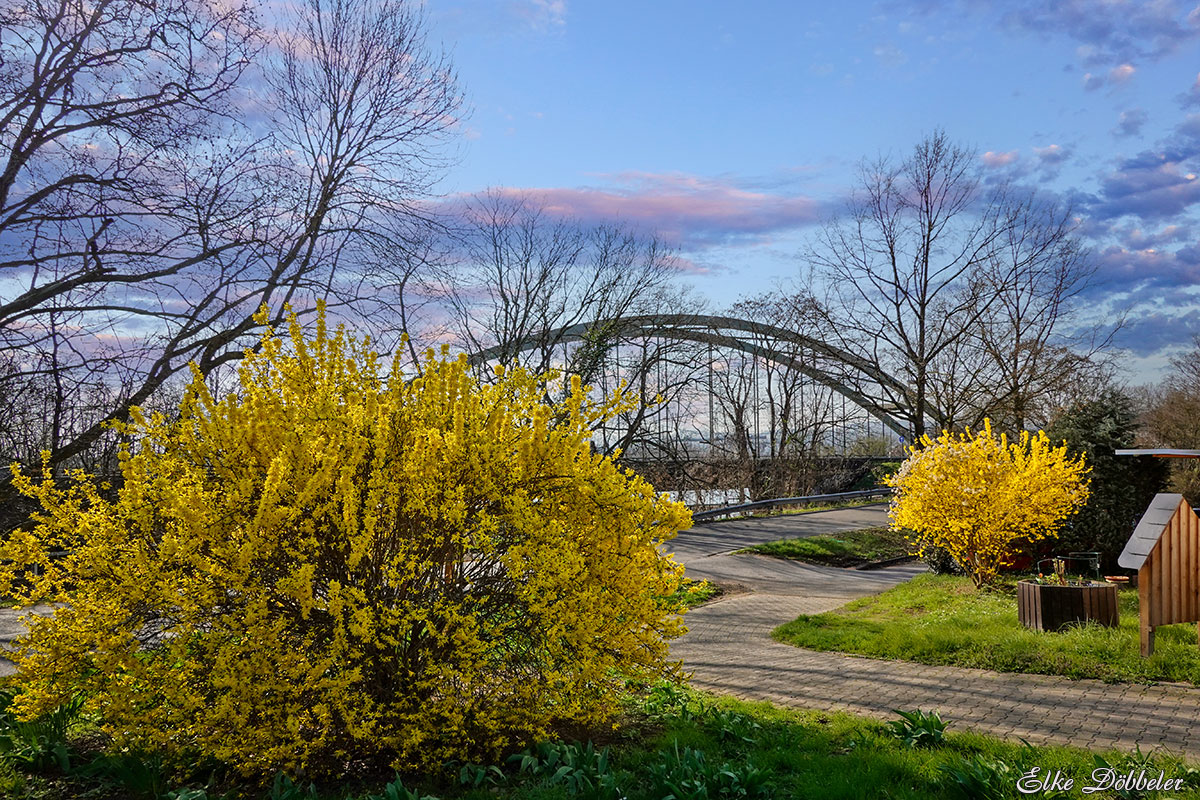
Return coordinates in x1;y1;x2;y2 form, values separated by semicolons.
3;311;690;774
887;421;1089;588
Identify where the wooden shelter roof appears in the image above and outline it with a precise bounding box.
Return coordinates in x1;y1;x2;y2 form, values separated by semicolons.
1119;493;1187;570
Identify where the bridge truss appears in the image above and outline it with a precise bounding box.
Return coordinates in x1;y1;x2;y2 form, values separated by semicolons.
468;314;930;451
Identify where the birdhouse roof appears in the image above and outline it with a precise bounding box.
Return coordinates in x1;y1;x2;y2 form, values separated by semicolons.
1118;493;1187;570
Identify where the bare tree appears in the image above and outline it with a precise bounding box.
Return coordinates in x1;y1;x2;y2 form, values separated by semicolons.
443;191;683;380
1169;336;1200;391
0;0;461;481
971;197;1110;430
600;330;707;457
699;293;864;499
725;293;848;458
808;131;1106;438
807;131;1010;439
437;190;708;459
923;330;994;431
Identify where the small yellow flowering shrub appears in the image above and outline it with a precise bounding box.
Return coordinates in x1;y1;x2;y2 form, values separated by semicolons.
887;421;1089;588
3;311;690;775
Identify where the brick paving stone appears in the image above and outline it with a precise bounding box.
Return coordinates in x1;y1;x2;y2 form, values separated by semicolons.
669;507;1200;761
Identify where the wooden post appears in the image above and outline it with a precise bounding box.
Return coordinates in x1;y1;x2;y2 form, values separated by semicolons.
1140;564;1155;657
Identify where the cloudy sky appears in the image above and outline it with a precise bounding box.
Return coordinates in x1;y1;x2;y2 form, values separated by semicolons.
425;0;1200;381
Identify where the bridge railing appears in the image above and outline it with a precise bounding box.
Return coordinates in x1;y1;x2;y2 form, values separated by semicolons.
691;488;892;523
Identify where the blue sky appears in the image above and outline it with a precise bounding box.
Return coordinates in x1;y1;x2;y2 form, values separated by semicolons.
425;0;1200;380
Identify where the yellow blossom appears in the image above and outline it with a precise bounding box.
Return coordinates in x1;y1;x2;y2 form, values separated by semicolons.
887;420;1089;588
4;305;690;775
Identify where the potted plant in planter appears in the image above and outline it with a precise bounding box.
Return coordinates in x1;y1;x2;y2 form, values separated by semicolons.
1017;557;1118;631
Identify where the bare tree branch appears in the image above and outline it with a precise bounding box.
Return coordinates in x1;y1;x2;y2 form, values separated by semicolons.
1;0;462;484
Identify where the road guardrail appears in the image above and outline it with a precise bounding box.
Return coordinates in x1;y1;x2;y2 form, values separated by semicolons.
691;488;892;523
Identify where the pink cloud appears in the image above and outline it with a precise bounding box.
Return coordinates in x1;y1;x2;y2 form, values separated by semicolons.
981;150;1019;168
669;254;711;275
456;172;822;249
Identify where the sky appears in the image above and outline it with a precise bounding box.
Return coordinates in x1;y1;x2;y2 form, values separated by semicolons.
423;0;1200;382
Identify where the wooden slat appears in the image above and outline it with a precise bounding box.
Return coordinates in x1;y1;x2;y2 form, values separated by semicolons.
1140;563;1154;656
1018;581;1027;628
1152;543;1163;628
1162;532;1170;624
1182;507;1188;623
1177;508;1183;623
1185;503;1195;623
1021;582;1031;629
1034;582;1043;631
1183;506;1190;622
1171;513;1180;623
1187;505;1195;622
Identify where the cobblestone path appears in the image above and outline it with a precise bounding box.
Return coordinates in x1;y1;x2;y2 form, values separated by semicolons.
669;505;1200;759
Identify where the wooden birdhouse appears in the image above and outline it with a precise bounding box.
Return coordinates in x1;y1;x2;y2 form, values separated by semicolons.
1118;493;1200;656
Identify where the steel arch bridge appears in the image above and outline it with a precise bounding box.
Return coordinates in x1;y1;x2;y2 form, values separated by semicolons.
466;314;924;437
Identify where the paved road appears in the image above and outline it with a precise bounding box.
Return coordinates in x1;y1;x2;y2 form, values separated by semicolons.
671;506;1200;760
665;504;893;563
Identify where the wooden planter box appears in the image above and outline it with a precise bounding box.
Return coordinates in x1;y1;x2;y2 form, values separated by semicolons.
1017;580;1119;632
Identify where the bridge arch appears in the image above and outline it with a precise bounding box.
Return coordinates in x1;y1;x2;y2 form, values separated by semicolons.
466;314;925;437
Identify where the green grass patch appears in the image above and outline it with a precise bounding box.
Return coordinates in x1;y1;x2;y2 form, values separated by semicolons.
775;573;1200;684
665;579;723;610
742;526;914;568
7;684;1199;798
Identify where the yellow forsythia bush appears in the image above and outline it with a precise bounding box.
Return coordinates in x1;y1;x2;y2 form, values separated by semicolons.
887;420;1089;588
3;310;690;775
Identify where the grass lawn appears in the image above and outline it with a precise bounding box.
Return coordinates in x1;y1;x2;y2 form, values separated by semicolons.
774;573;1200;685
5;684;1198;799
741;526;914;568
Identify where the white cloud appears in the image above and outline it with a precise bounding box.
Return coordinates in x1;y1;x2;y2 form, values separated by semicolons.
1033;144;1068;164
1109;63;1136;83
872;42;908;67
531;0;565;26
